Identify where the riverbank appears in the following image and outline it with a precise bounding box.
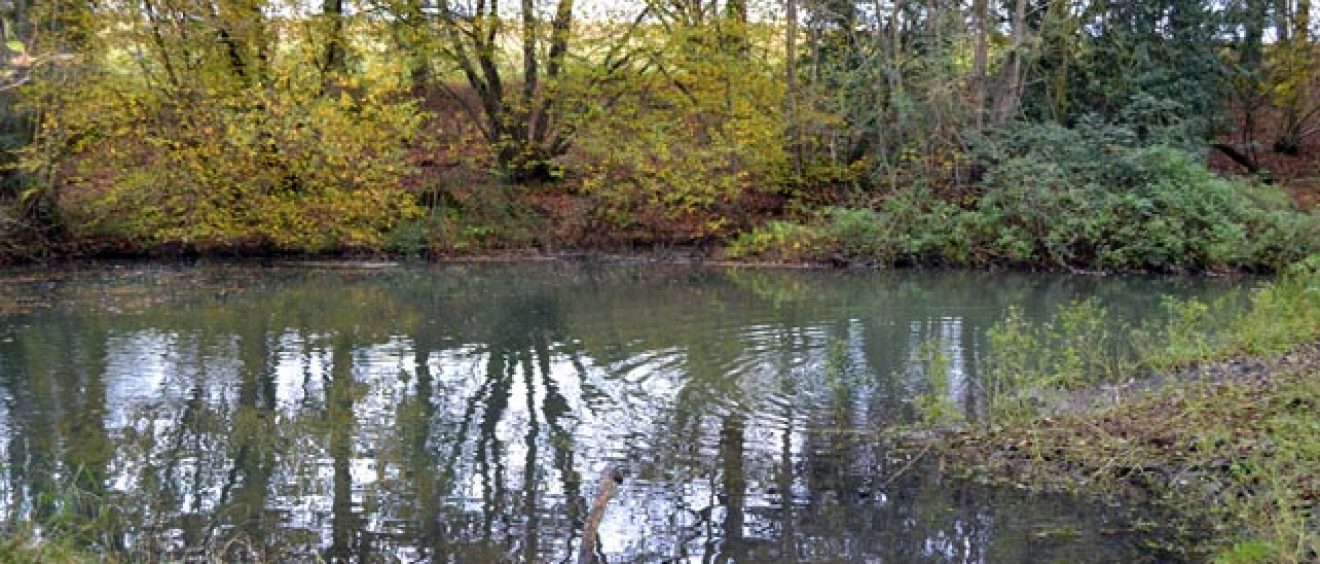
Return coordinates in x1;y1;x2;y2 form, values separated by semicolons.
0;238;1303;275
920;343;1320;561
3;131;1318;273
896;261;1320;562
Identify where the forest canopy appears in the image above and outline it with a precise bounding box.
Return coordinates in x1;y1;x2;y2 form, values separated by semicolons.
0;0;1317;269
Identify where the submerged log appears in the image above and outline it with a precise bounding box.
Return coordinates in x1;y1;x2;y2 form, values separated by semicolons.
577;466;624;564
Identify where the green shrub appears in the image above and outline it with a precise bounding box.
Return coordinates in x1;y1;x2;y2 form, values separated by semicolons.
973;124;1317;271
729;123;1319;272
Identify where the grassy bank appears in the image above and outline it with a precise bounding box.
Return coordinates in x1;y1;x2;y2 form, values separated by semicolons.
938;356;1320;562
913;258;1320;561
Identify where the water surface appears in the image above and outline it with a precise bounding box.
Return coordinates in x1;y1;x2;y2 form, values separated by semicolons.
0;263;1240;562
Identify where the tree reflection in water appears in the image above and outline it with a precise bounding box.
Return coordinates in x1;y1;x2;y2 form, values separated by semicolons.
0;263;1236;561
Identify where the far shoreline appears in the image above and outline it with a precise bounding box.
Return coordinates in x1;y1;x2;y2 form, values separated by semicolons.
0;245;1272;279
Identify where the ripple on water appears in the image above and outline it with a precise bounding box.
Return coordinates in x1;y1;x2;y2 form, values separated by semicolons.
0;262;1238;561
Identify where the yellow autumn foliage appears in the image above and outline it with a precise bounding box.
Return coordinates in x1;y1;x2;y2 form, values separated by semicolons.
22;9;424;253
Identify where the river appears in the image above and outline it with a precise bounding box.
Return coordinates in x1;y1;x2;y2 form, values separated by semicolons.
0;262;1242;562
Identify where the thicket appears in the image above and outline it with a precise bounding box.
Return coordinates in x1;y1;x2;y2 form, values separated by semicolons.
0;0;1316;269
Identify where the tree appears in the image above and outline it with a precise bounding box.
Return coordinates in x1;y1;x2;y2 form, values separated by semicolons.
2;0;91;235
427;0;581;182
14;0;426;254
968;0;989;129
786;0;802;172
1272;0;1317;155
992;0;1028;125
324;0;347;76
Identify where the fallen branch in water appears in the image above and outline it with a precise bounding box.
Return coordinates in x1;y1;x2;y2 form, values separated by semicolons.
577;466;624;564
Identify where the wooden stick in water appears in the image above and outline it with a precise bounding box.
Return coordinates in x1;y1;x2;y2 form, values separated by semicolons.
578;466;624;564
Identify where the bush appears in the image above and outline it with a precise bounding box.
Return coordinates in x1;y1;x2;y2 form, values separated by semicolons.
17;17;428;257
974;125;1318;270
730;122;1319;272
47;86;424;254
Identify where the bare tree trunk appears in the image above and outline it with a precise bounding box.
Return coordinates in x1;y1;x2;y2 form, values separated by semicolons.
431;0;595;181
476;0;508;143
1277;0;1314;154
1299;0;1311;43
969;0;989;129
522;0;538;108
13;0;31;42
323;0;346;75
1277;0;1291;44
924;0;937;39
1044;0;1070;121
892;0;903;59
993;0;1028;125
532;0;574;149
1239;0;1266;164
1243;0;1265;70
786;0;801;173
882;0;905;188
810;15;821;84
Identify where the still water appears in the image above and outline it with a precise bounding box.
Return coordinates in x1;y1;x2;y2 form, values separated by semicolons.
0;262;1240;562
